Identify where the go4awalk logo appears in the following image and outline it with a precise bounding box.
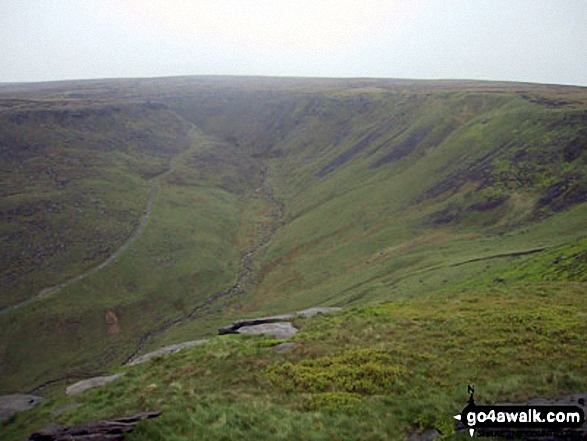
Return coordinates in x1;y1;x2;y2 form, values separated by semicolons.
453;386;585;438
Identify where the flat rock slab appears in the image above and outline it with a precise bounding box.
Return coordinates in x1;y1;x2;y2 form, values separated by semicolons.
219;307;341;335
66;374;124;397
237;322;297;339
126;339;209;366
0;394;43;420
219;315;295;335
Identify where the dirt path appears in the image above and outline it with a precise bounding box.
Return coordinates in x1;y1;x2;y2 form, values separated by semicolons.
124;165;285;364
0;156;179;317
448;247;547;267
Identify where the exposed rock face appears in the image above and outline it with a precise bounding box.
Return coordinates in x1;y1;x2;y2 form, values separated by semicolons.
237;322;298;339
27;410;161;440
65;374;124;397
218;314;296;335
125;339;209;366
0;394;43;420
218;307;341;335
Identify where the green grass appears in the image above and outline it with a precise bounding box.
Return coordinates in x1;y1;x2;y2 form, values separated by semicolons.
2;279;586;440
227;90;587;315
0;101;192;308
0;127;259;393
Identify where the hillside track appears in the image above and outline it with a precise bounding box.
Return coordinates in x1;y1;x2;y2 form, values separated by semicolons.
0;152;181;317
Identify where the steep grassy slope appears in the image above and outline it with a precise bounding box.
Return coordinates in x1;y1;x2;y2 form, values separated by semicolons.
249;90;587;309
0;92;264;392
0;77;586;440
152;81;587;343
0;99;193;309
0;133;265;394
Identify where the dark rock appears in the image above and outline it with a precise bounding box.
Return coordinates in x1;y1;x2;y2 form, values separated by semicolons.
470;195;509;211
218;307;341;335
30;422;64;439
27;411;161;441
371;126;435;169
218;314;295;335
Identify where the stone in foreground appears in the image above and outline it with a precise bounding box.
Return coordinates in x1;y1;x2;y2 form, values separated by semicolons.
27;410;161;440
0;394;43;420
237;322;297;339
65;373;125;397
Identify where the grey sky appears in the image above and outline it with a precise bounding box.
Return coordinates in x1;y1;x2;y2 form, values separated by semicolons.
1;0;586;85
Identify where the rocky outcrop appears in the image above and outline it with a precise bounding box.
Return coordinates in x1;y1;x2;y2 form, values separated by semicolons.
65;374;124;397
27;410;161;440
237;322;297;339
125;339;209;366
0;394;43;420
218;314;295;335
218;307;341;335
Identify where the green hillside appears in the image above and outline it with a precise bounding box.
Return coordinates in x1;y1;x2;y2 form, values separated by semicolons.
1;77;586;440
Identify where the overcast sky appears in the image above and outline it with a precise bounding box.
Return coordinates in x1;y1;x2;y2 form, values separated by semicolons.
1;0;586;86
